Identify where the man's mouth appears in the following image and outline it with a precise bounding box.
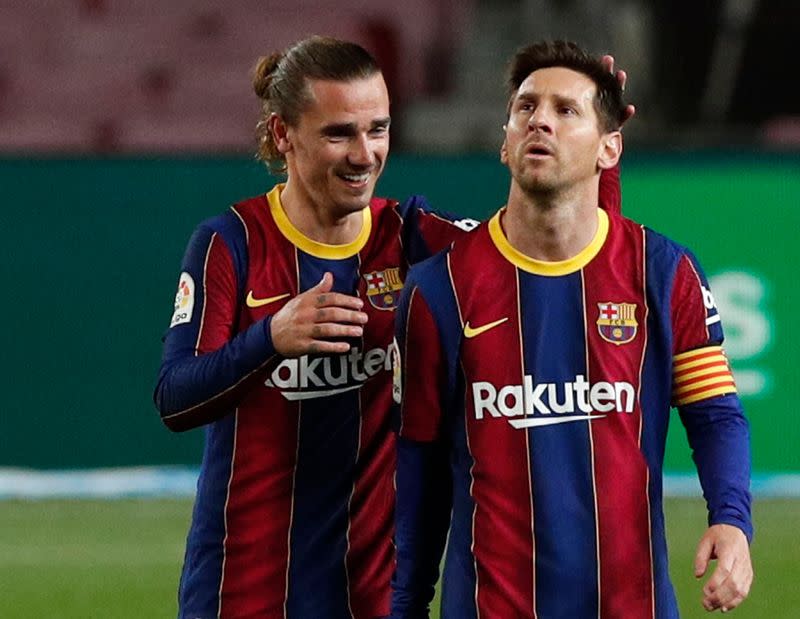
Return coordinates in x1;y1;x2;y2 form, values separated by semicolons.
338;171;371;185
525;144;554;157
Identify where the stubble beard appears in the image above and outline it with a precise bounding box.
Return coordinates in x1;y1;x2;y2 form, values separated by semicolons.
514;166;561;208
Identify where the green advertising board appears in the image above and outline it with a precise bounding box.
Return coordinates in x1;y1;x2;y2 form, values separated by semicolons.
1;154;797;472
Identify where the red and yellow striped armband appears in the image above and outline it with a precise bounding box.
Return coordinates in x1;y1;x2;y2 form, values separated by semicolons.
672;345;737;406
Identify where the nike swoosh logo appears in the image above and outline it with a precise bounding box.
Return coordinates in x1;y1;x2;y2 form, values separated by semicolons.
278;384;362;401
246;291;291;308
463;317;508;338
509;414;607;429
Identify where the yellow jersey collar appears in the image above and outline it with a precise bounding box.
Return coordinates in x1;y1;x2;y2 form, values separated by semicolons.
267;184;372;259
488;207;608;276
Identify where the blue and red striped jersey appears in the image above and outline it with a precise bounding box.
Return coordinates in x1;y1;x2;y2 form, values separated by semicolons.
155;185;475;619
155;169;621;618
393;208;751;619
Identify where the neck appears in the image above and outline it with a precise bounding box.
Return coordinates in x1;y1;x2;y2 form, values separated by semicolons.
280;181;364;245
503;180;600;261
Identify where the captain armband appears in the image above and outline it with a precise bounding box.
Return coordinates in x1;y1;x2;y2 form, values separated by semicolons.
672;345;737;406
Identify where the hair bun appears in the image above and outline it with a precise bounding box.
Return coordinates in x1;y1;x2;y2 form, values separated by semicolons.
252;52;283;99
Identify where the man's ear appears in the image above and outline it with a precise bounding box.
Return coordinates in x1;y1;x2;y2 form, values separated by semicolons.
269;114;292;154
597;130;622;170
500;128;509;166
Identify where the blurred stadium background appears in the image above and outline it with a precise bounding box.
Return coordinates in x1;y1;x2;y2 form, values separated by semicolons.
1;0;798;617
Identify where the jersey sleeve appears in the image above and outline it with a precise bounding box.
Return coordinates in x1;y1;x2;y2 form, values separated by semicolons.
153;221;278;432
670;250;753;541
670;251;735;405
395;282;447;441
391;272;453;618
397;195;479;266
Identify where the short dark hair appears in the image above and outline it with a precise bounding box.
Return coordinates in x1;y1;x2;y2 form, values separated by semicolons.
506;40;626;132
253;36;382;173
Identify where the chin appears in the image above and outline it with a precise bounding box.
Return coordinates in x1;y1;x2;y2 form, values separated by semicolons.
516;173;554;193
336;196;372;214
345;184;376;205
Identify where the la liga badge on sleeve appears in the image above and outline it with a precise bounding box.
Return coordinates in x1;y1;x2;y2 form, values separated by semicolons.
170;272;195;327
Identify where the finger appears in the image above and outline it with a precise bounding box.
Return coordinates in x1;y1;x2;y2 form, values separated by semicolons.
694;536;713;578
704;579;741;612
711;559;752;611
623;104;636;123
311;322;364;339
306;339;353;355
720;591;747;613
601;54;614;73
314;292;365;311
702;566;731;608
314;307;368;325
704;557;733;594
616;68;628;91
310;271;335;293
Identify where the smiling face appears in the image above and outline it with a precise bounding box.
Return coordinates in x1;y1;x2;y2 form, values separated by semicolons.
501;66;620;198
277;73;390;220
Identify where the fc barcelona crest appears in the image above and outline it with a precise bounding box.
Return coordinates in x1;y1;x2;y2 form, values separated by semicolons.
363;267;404;310
597;302;638;345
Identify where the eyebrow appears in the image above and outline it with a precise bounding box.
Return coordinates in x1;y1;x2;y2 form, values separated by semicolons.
320;117;391;137
514;91;582;109
553;94;582;109
514;92;537;105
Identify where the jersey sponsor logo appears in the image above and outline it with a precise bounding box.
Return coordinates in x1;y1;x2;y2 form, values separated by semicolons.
597;302;638;345
363;267;403;310
463;317;508;338
472;374;635;428
245;290;291;308
170;272;195;327
265;344;393;400
701;284;721;326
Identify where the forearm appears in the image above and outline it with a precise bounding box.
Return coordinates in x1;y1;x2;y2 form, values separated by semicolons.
679;394;753;541
154;317;277;431
392;437;452;619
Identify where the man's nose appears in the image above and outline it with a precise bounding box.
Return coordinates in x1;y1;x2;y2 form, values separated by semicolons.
528;107;553;133
348;134;374;167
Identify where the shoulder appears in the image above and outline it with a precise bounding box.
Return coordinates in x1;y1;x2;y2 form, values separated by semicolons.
640;224;705;278
228;193;270;227
610;212;694;268
406;219;489;286
367;194;402;225
396;194;481;232
407;245;452;290
191;206;249;255
186;197;262;283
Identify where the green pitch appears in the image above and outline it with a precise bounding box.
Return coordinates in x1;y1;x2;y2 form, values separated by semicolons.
0;498;796;618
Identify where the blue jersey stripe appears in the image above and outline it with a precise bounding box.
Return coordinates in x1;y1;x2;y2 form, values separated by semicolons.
287;252;362;619
641;231;682;617
521;272;599;618
179;415;237;617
